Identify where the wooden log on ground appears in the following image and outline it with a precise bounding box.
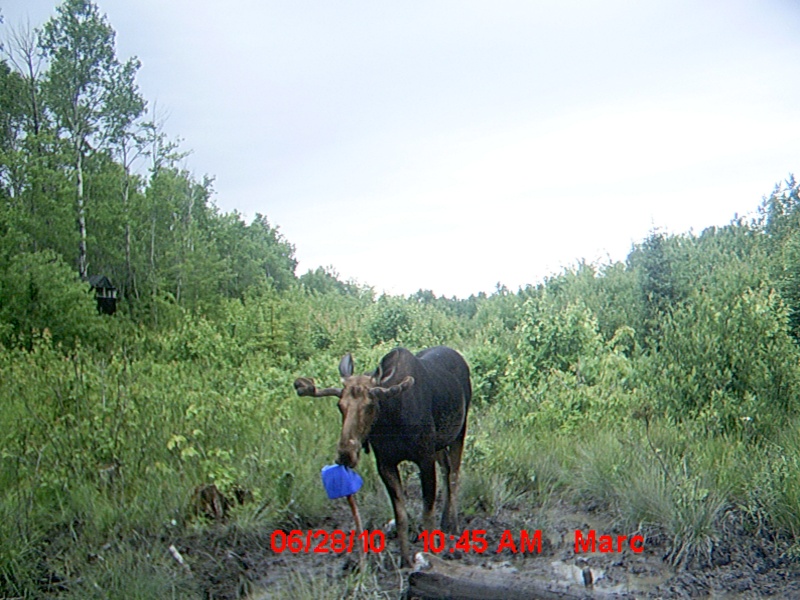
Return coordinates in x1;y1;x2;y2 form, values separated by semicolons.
408;553;633;600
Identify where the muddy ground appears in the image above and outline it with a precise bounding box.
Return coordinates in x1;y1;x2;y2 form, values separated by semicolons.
174;482;800;600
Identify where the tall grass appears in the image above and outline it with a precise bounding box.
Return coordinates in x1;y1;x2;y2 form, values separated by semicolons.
469;400;800;569
4;315;800;594
0;336;351;596
262;563;393;600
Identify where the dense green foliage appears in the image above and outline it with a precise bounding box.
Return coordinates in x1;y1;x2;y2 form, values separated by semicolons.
3;1;800;597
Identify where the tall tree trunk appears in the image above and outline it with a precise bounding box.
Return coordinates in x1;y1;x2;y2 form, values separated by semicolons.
150;211;157;328
126;222;134;294
123;167;137;304
76;144;88;281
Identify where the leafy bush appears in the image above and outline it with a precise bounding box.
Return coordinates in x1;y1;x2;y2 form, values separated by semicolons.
643;285;800;437
366;296;412;345
506;293;604;392
366;294;457;348
495;290;639;431
464;342;509;405
0;250;103;349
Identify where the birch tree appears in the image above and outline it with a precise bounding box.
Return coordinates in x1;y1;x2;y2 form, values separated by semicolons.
40;0;118;281
103;56;146;301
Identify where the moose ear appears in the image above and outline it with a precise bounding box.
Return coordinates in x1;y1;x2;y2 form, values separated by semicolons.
339;353;354;379
380;366;395;384
371;364;383;385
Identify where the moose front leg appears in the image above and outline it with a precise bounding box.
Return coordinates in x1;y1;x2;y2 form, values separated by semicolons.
378;462;412;567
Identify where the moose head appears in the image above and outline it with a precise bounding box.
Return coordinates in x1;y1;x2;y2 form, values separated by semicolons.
294;353;415;468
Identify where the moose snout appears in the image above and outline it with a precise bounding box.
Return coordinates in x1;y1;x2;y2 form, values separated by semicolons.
336;438;360;468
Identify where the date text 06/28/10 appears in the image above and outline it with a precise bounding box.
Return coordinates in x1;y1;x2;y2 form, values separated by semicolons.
270;529;645;555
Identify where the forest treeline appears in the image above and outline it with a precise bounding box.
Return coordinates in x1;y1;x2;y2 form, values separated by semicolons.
0;0;299;336
4;1;800;597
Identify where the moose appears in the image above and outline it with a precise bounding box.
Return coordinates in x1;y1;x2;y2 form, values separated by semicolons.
294;346;471;567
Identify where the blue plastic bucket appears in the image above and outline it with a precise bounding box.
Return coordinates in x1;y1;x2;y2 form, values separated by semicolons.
320;464;363;499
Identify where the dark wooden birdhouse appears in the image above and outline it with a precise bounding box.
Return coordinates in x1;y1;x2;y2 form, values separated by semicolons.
88;275;117;315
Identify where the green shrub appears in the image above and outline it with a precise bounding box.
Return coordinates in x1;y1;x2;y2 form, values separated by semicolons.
643;285;800;437
0;250;103;349
464;342;509;405
507;293;604;390
366;296;412;345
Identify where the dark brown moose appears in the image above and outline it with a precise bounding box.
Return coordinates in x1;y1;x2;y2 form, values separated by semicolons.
295;346;471;567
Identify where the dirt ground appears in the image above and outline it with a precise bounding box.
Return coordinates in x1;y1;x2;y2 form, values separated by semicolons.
175;485;800;600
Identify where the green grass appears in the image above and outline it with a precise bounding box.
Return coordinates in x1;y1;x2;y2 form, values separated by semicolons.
263;563;393;600
4;335;800;596
467;403;800;569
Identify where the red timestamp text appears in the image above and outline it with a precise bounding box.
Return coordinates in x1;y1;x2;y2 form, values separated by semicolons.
270;529;385;554
419;529;545;555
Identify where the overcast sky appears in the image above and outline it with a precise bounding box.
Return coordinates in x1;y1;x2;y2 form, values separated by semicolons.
4;1;800;298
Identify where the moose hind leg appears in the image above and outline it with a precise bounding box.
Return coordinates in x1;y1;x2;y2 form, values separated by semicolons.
419;458;437;535
377;462;412;568
439;431;466;532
